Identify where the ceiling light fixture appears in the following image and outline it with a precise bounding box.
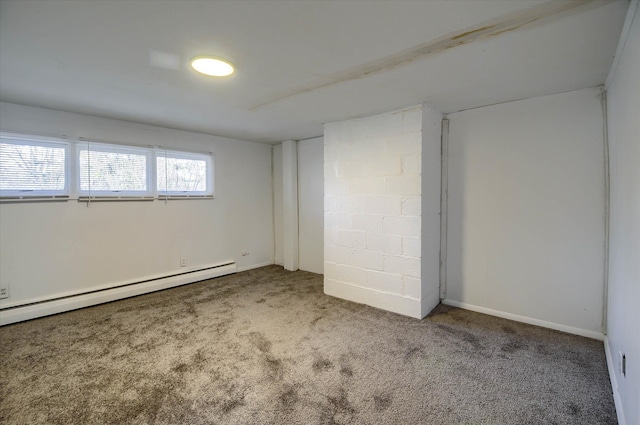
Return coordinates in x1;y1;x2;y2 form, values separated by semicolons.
190;56;235;77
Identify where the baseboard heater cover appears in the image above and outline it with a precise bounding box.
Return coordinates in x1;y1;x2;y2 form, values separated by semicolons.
0;262;237;326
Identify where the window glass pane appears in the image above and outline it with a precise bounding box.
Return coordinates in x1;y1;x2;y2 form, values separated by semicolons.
79;148;147;192
0;141;66;192
157;154;208;193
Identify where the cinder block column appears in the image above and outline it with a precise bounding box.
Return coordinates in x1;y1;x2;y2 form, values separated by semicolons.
324;105;442;318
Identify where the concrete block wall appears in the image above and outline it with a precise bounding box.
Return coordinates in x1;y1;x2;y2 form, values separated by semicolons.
324;105;441;318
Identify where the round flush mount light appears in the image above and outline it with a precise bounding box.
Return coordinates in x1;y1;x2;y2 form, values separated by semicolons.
190;56;235;77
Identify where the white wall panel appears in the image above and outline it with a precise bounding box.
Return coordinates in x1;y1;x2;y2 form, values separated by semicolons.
605;3;640;423
445;88;606;337
298;137;324;274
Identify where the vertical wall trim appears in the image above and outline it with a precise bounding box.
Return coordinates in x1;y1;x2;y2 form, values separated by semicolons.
282;140;299;271
601;89;610;335
439;118;450;300
271;145;276;264
296;140;301;269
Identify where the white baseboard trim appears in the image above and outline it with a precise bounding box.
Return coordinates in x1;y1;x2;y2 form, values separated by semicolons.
442;299;605;340
324;278;422;319
236;261;274;272
0;262;237;326
604;336;627;425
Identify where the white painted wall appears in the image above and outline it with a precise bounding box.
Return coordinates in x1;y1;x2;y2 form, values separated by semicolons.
324;105;441;319
445;88;606;338
298;137;324;274
421;106;443;317
0;102;274;309
605;3;640;424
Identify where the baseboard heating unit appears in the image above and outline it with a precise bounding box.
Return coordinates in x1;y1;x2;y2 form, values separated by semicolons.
0;262;237;326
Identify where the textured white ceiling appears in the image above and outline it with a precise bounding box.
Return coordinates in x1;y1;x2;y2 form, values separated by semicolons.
0;0;629;143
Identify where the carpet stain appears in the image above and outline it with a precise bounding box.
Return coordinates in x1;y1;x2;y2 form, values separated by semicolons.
403;345;424;362
248;331;272;353
339;365;353;377
191;349;207;366
215;384;247;415
74;371;186;425
171;363;188;373
220;396;245;414
323;388;356;425
567;402;581;416
208;316;234;335
374;392;393;412
535;343;550;355
278;384;299;410
338;353;355;378
184;303;198;317
124;384;167;422
501;325;516;334
501;339;528;353
263;353;284;379
313;357;334;373
436;324;483;351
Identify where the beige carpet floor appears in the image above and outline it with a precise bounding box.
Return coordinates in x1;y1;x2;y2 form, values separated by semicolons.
0;265;616;424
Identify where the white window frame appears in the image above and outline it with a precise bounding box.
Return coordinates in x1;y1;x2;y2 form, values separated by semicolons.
76;141;153;199
156;149;214;198
0;132;70;200
0;132;215;202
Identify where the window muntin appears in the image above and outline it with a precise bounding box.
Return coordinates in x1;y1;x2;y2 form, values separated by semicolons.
77;142;151;196
157;150;213;196
0;134;69;197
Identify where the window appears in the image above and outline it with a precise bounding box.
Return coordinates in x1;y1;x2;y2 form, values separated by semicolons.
0;133;213;201
157;150;213;197
0;133;69;198
77;142;151;197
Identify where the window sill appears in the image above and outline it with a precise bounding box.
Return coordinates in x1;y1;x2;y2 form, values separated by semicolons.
77;196;155;202
0;196;69;203
0;195;215;204
158;195;214;200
